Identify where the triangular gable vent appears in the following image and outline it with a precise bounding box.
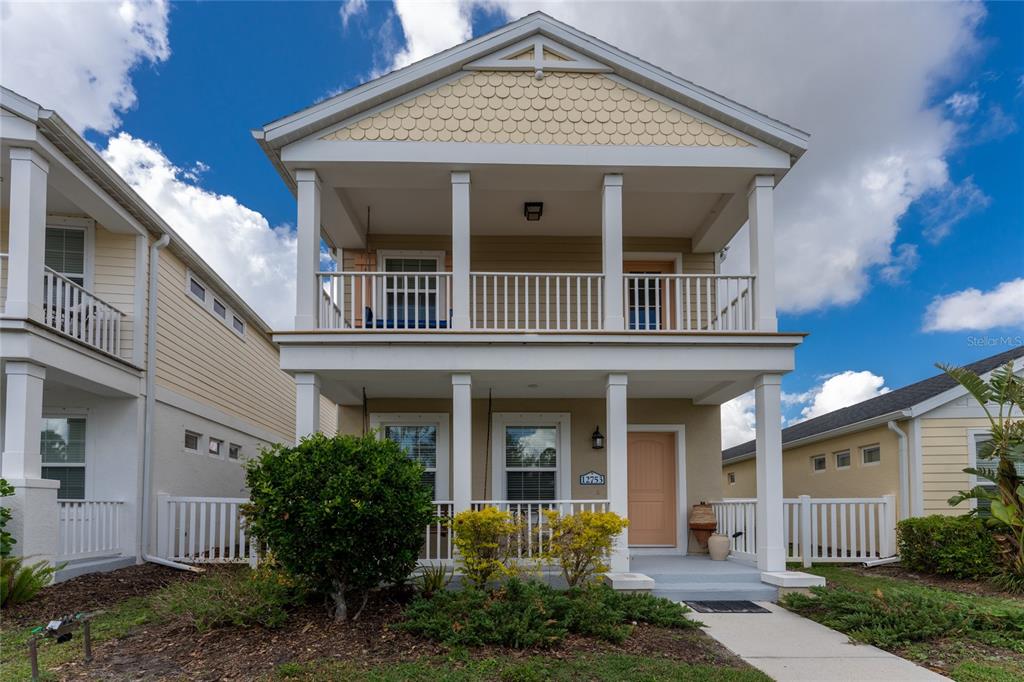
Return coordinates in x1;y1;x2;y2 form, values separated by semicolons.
465;35;611;79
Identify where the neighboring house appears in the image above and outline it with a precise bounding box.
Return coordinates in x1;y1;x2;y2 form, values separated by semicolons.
722;346;1024;520
0;87;337;579
254;12;810;582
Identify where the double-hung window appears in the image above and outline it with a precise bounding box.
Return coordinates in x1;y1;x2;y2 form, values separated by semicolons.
41;417;87;500
372;414;450;500
45;226;88;286
492;414;571;502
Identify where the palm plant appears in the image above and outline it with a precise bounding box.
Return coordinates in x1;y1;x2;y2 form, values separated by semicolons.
944;360;1024;589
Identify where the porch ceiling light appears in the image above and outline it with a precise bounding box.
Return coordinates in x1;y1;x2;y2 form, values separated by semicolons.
592;426;605;450
523;202;543;221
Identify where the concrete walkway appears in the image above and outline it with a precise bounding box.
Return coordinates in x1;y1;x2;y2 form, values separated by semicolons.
693;602;945;681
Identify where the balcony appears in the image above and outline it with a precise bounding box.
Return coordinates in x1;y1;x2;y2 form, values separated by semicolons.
315;270;755;333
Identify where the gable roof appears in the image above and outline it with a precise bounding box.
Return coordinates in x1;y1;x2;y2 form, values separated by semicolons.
253;11;809;191
722;345;1024;463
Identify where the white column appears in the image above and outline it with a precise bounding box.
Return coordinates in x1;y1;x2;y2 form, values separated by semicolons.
606;373;629;572
754;373;785;572
451;374;472;511
1;361;59;564
747;175;777;332
451;172;471;330
6;148;49;322
295;170;321;330
294;373;321;442
602;174;625;331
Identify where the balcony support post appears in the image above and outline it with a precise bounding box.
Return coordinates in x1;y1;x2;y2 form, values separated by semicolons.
747;175;777;332
451;374;472;512
602;174;625;331
754;373;785;572
606;373;629;572
7;148;49;322
451;172;471;330
295;169;321;330
294;372;321;442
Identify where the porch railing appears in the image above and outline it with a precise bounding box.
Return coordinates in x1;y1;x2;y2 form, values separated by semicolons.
470;273;604;331
317;271;453;330
624;274;754;332
156;495;258;565
422;501;455;563
43;266;126;356
711;495;897;567
471;500;610;559
57;499;124;560
0;254;8;313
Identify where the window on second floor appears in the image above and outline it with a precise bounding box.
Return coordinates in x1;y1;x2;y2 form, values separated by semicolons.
45;226;87;286
186;269;246;338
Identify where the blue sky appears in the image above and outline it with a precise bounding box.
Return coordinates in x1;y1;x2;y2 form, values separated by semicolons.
2;1;1021;441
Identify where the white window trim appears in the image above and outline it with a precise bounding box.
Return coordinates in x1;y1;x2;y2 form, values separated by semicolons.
834;449;851;470
184;429;202;454
491;413;572;502
46;216;96;291
375;250;448;325
208;436;225;459
185;268;246;339
860;444;882;467
811;454;827;473
370;413;450;500
41;411;90;500
967;428;994;511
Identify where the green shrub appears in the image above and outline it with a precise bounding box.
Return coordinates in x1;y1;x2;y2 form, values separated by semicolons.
897;515;997;579
415;562;452;598
452;507;521;588
153;566;304;630
244;433;434;621
1;478;15;558
541;510;628;587
399;579;697;649
0;556;59;607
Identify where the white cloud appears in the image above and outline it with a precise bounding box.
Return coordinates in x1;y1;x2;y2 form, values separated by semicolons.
878;243;919;284
0;0;170;134
100;133;298;330
721;392;756;450
339;0;367;28
789;371;891;422
380;1;985;312
946;91;980;117
923;279;1024;332
920;176;991;243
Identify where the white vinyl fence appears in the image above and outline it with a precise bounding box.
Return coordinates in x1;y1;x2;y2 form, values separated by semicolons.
156;495;258;565
57;500;124;560
711;494;897;567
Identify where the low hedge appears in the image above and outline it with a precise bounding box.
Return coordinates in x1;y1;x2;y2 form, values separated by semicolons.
897;515;997;579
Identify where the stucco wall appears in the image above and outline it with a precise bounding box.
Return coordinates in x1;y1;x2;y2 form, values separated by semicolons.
722;422;905;516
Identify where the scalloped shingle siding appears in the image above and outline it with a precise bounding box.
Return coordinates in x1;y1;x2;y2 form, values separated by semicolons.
321;72;751;147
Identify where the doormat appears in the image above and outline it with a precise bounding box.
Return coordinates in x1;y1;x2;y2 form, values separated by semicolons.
685;601;770;613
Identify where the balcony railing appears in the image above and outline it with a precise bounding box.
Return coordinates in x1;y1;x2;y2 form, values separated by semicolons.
42;267;126;356
316;271;757;333
57;499;124;560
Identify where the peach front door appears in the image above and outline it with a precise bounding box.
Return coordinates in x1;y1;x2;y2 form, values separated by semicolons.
627;431;677;547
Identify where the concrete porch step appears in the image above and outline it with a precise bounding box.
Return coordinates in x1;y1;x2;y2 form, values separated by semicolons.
654;582;779;603
642;569;764;584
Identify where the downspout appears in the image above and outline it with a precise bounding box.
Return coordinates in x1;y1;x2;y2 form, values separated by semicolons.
138;235;200;572
887;420;910;521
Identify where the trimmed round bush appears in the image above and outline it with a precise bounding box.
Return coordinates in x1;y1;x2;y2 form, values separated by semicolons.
244;433;434;620
897;515;997;579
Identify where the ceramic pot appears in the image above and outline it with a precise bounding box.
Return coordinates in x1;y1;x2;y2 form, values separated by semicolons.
707;533;730;561
688;502;718;546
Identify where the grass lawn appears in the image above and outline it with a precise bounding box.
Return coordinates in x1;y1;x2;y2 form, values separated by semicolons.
0;565;763;681
787;565;1024;682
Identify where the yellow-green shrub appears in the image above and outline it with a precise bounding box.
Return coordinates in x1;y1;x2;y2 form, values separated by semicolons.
542;510;629;587
452;507;521;588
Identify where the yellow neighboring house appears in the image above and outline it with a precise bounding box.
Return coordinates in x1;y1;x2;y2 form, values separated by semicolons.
722;346;1024;521
0;87;337;580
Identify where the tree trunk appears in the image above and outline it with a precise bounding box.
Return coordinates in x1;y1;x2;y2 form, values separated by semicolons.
351;590;370;621
331;580;348;622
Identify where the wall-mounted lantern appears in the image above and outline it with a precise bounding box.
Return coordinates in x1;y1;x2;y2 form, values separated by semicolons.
523;202;544;221
592;426;605;450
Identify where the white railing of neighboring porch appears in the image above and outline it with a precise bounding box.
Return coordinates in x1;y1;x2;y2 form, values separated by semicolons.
623;274;755;332
0;253;8;313
316;271;453;330
471;500;610;559
712;495;898;567
57;500;124;560
422;501;455;563
156;495;258;566
43;266;126;356
470;273;604;331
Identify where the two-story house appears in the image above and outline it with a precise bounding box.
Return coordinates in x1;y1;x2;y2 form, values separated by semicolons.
254;13;809;591
0;87;337;580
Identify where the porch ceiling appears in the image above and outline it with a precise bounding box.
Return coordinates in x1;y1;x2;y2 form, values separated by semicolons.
314;369;760;406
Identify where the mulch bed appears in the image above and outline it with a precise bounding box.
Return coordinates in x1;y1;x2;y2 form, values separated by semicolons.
31;580;742;681
848;564;1020;599
1;563;200;627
